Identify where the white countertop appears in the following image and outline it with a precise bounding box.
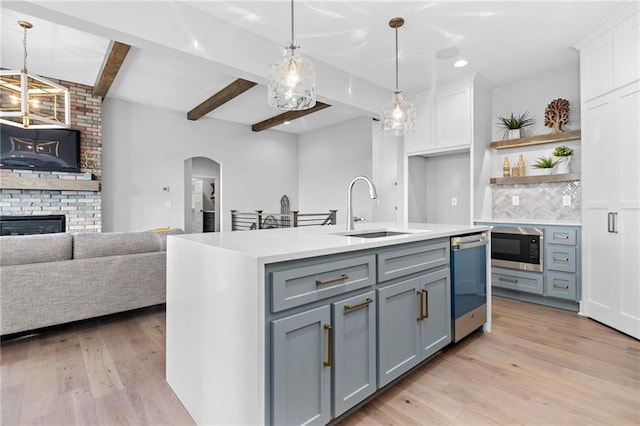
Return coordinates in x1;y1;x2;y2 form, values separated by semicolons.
171;222;489;264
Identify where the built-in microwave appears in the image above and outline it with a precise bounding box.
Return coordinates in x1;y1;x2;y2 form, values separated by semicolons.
491;226;543;272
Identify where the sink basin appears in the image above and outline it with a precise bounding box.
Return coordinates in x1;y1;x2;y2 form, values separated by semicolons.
334;228;430;238
345;231;410;238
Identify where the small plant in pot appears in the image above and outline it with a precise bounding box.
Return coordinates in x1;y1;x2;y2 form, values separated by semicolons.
552;145;573;174
497;111;535;140
532;156;559;175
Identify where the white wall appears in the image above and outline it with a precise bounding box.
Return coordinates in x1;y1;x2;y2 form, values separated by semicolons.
372;128;402;224
101;98;298;232
408;153;471;225
491;63;582;177
298;117;373;226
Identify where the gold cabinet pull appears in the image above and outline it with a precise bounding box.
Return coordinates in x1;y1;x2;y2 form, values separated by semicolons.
417;291;424;322
344;298;373;312
316;274;349;286
499;277;518;283
553;257;569;262
553;283;569;289
323;324;332;367
422;289;429;319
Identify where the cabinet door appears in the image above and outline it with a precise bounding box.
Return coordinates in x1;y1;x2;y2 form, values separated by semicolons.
418;268;452;360
580;34;614;101
613;11;640;89
583;82;640;339
271;306;331;426
405;93;434;154
435;82;471;148
377;277;420;387
332;291;376;417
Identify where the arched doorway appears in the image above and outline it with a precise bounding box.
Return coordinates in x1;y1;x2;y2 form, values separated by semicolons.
184;157;221;233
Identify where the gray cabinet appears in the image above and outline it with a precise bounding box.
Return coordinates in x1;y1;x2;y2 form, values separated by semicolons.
377;276;421;387
271;306;332;426
268;237;453;424
270;254;376;312
485;223;581;311
419;268;451;359
492;267;544;295
332;291;376;417
377;266;451;388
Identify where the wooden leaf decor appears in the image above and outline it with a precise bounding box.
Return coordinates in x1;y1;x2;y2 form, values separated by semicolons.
544;98;570;133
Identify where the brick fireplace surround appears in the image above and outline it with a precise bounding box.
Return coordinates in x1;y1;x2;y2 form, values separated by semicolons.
0;79;102;232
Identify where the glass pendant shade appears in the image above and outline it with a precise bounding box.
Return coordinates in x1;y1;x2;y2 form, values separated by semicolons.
268;46;316;110
382;91;415;135
381;17;414;136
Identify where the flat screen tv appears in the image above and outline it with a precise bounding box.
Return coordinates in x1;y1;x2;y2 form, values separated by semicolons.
0;124;81;173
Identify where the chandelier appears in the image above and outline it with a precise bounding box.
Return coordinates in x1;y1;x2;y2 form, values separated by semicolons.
381;17;415;136
0;20;70;129
267;0;316;110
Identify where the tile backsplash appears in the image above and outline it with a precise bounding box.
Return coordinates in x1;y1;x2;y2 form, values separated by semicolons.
492;181;581;222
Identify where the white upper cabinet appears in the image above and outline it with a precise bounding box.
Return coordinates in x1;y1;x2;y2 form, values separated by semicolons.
404;89;435;154
405;77;478;156
578;9;639;101
613;11;640;89
435;82;472;149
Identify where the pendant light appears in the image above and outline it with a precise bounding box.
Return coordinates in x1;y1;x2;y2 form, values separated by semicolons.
0;21;70;129
268;0;316;110
381;17;415;136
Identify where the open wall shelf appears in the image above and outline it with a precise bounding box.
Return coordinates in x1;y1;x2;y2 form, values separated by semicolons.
490;130;581;149
490;173;581;185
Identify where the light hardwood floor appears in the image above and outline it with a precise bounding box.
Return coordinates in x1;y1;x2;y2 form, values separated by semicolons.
1;296;638;425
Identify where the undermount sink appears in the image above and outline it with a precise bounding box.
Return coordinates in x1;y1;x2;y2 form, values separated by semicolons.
345;230;410;238
334;229;430;238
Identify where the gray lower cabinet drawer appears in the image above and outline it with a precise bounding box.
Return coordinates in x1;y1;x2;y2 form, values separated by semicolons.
492;268;543;295
545;245;577;273
377;239;449;283
270;254;376;312
546;272;577;300
547;227;577;246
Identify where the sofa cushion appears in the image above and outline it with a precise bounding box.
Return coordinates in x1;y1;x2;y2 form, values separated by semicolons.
0;233;73;266
72;228;183;259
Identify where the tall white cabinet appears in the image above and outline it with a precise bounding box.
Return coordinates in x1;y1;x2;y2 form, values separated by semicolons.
574;3;640;339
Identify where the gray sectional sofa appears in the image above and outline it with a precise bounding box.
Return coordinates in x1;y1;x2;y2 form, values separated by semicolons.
0;228;183;336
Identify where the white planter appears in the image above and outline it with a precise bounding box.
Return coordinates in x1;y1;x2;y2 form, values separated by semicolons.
555;156;571;174
507;129;522;140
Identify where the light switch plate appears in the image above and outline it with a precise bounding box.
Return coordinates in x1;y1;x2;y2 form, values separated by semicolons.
512;196;519;206
451;197;457;206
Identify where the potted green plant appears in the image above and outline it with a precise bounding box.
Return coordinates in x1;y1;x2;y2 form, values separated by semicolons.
496;111;535;140
552;145;573;174
532;156;559;175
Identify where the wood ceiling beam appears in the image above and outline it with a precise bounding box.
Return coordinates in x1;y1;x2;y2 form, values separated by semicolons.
187;78;258;121
251;102;331;132
93;41;131;98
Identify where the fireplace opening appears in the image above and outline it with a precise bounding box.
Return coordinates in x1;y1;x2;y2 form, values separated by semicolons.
0;215;66;236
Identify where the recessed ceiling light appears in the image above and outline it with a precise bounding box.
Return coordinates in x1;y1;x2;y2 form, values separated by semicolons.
454;59;468;68
435;47;460;60
283;121;291;125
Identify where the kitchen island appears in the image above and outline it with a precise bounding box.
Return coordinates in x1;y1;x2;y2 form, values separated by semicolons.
166;222;490;425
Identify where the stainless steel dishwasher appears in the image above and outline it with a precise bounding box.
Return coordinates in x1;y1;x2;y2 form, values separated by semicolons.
450;232;489;342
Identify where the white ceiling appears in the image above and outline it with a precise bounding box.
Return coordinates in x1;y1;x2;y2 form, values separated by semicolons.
0;1;629;134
